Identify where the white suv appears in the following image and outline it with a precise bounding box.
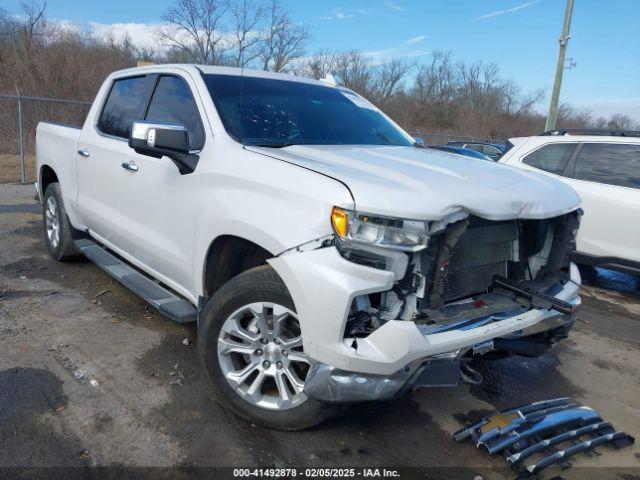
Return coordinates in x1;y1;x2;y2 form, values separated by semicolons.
500;130;640;274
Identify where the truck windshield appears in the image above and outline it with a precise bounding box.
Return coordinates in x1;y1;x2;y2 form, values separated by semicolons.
203;74;413;148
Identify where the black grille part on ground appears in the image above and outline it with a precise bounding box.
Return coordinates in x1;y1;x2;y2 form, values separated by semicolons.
453;398;635;478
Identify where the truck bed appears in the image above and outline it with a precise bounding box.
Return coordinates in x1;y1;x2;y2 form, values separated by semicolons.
35;121;82;204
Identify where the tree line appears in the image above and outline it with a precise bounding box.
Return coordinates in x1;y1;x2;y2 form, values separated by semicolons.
1;0;637;141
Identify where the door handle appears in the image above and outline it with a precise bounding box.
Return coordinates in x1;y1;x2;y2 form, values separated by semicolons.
78;148;90;157
121;161;139;172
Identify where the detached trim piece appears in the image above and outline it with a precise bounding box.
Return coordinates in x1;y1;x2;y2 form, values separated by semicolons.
522;431;631;477
453;398;635;478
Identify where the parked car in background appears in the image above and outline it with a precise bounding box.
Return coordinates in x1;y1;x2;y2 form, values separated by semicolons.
428;145;493;161
36;65;583;430
499;129;640;274
447;141;507;160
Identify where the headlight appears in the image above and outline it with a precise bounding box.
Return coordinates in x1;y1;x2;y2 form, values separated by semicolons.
331;207;429;252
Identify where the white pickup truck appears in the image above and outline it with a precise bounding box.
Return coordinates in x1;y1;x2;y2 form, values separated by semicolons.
36;65;583;430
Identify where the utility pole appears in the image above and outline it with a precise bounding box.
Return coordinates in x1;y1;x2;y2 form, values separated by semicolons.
545;0;575;132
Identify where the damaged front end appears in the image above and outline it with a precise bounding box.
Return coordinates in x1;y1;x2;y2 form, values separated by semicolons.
269;208;582;404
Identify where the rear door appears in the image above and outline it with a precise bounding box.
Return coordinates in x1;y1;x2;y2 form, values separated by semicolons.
563;142;640;264
117;72;207;296
76;75;151;245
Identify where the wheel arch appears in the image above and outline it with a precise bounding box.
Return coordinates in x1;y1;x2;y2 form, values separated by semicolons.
202;234;278;300
40;164;59;196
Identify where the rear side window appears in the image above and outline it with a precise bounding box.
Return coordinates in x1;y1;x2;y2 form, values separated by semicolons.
145;76;205;151
522;143;576;175
98;76;148;139
573;143;640;189
482;145;502;156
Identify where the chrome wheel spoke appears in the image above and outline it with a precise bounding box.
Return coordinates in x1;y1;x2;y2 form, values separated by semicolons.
245;369;266;401
218;337;255;356
283;368;305;394
247;303;271;336
222;317;259;344
280;335;303;350
286;352;309;365
226;363;259;387
273;312;289;339
275;371;293;406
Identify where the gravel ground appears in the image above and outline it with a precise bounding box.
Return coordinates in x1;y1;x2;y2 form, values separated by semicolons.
0;184;639;480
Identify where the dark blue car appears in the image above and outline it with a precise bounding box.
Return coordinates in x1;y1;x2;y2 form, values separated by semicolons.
446;141;506;160
428;145;493;161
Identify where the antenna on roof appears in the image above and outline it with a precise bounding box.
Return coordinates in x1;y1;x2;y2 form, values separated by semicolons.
319;73;337;87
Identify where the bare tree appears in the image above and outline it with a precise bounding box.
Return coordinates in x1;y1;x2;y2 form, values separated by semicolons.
229;0;264;67
20;1;47;52
292;50;337;79
332;51;372;94
157;0;230;64
372;59;412;101
259;0;309;72
606;113;635;130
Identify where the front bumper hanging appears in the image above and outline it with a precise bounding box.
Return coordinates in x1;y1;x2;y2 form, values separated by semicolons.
270;247;582;376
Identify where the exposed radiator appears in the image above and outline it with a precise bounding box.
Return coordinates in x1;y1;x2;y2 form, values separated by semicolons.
442;218;518;301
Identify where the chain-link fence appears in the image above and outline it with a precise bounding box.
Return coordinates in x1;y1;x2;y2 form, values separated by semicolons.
0;95;91;184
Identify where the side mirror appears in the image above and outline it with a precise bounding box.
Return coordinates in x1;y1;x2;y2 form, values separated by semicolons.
129;121;198;174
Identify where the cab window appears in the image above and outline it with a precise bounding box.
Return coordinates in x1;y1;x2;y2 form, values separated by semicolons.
98;76;148;139
145;76;205;151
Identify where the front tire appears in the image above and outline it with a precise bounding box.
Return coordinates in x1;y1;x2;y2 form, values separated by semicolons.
42;183;80;261
198;265;341;430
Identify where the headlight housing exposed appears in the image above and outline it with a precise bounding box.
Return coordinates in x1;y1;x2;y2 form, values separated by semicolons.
331;207;429;252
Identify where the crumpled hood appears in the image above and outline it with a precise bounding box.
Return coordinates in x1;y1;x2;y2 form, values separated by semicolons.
247;145;581;221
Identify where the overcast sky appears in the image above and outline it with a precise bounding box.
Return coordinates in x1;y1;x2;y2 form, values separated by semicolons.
4;0;639;121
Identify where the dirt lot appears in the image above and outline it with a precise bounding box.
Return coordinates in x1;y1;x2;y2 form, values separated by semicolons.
0;154;36;183
1;184;639;479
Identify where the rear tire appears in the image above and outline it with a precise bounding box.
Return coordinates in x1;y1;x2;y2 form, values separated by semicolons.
198;265;342;430
43;183;81;261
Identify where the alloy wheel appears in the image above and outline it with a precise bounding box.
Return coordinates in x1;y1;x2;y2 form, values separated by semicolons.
217;302;310;411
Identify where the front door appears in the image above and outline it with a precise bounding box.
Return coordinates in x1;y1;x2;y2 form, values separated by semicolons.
116;72;207;297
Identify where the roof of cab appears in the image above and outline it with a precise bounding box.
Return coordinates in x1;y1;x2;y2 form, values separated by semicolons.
108;64;332;88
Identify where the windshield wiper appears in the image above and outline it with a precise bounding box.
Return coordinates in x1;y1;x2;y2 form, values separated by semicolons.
251;142;297;148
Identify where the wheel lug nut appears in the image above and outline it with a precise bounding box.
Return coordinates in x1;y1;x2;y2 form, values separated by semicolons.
276;361;283;369
262;361;270;369
274;339;280;345
282;350;288;357
260;338;268;345
255;349;263;356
